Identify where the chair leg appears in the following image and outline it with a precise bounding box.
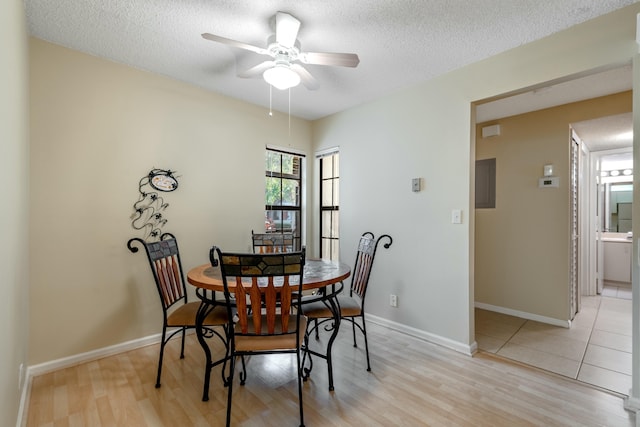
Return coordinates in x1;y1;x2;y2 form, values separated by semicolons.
225;354;235;427
221;324;231;387
155;327;168;388
301;326;314;382
297;349;305;427
196;323;214;401
239;355;247;385
180;326;186;359
201;325;232;400
351;317;357;348
360;314;371;372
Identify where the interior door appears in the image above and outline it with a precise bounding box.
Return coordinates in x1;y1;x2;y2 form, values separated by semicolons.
596;158;604;295
579;138;589;305
570;136;579;319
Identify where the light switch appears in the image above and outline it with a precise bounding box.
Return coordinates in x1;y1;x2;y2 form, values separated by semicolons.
451;209;462;224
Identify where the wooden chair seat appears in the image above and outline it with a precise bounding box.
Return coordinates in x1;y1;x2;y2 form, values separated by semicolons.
303;296;362;318
167;302;228;327
235;316;307;352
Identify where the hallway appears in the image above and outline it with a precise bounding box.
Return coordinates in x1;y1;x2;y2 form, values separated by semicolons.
475;286;631;395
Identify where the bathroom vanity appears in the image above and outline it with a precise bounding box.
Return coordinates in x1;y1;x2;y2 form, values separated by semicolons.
602;232;632;284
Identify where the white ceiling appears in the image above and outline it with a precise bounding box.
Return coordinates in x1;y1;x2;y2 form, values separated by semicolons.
573;111;633;152
476;65;633;124
25;0;637;121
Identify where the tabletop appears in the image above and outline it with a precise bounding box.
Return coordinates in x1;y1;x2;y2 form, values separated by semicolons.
187;258;351;292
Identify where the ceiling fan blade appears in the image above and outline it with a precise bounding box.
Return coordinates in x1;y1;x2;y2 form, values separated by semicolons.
299;52;360;68
238;61;276;78
275;12;300;48
291;64;320;90
201;33;268;55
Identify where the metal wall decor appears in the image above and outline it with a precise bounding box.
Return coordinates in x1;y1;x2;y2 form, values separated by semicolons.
130;168;179;241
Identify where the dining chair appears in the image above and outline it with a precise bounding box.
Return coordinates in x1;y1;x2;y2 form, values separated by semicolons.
127;233;229;389
212;246;307;427
303;232;392;372
251;230;294;253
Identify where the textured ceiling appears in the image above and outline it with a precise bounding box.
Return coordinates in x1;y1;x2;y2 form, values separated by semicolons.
25;0;637;121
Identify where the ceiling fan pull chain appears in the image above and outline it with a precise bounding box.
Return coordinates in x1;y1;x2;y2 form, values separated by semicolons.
288;88;291;136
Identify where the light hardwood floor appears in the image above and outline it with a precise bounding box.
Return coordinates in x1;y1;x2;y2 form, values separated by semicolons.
25;322;635;426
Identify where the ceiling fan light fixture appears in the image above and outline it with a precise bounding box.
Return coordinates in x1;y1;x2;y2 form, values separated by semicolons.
263;64;300;90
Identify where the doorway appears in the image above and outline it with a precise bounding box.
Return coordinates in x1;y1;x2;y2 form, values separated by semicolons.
474;67;633;392
572;113;634;297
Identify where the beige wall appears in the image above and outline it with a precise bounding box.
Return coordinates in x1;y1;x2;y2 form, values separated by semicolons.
475;92;632;321
28;39;312;365
313;4;640;347
1;0;29;424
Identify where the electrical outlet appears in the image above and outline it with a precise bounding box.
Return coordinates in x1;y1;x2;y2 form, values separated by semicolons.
390;294;398;307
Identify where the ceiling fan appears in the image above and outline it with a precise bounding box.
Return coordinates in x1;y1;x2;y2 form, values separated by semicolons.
202;11;360;91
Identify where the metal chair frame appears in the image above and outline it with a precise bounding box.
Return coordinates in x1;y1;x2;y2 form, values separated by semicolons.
213;246;307;427
304;232;392;373
127;233;228;390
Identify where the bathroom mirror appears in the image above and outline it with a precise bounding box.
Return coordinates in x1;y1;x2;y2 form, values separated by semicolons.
599;149;633;234
604;181;632;233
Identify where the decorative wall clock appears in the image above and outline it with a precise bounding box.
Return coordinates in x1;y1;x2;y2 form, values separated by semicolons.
149;169;179;192
130;168;179;241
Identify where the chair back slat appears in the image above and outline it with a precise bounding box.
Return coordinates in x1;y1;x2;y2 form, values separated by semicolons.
154;259;171;306
161;258;174;302
169;256;183;299
216;249;305;337
250;278;263;333
263;278;276;332
235;277;248;333
279;279;291;332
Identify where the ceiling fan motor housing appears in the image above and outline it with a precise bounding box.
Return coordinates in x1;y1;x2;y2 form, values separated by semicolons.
202;11;359;90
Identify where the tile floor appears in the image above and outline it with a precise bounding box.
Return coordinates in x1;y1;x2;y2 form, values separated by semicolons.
475;284;632;395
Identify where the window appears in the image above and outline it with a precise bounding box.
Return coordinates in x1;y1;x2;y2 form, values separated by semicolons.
319;152;339;260
265;148;303;250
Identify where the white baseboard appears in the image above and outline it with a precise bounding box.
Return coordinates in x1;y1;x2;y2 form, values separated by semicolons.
27;333;163;377
624;393;640;412
367;313;477;356
474;302;571;328
16;371;30;427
